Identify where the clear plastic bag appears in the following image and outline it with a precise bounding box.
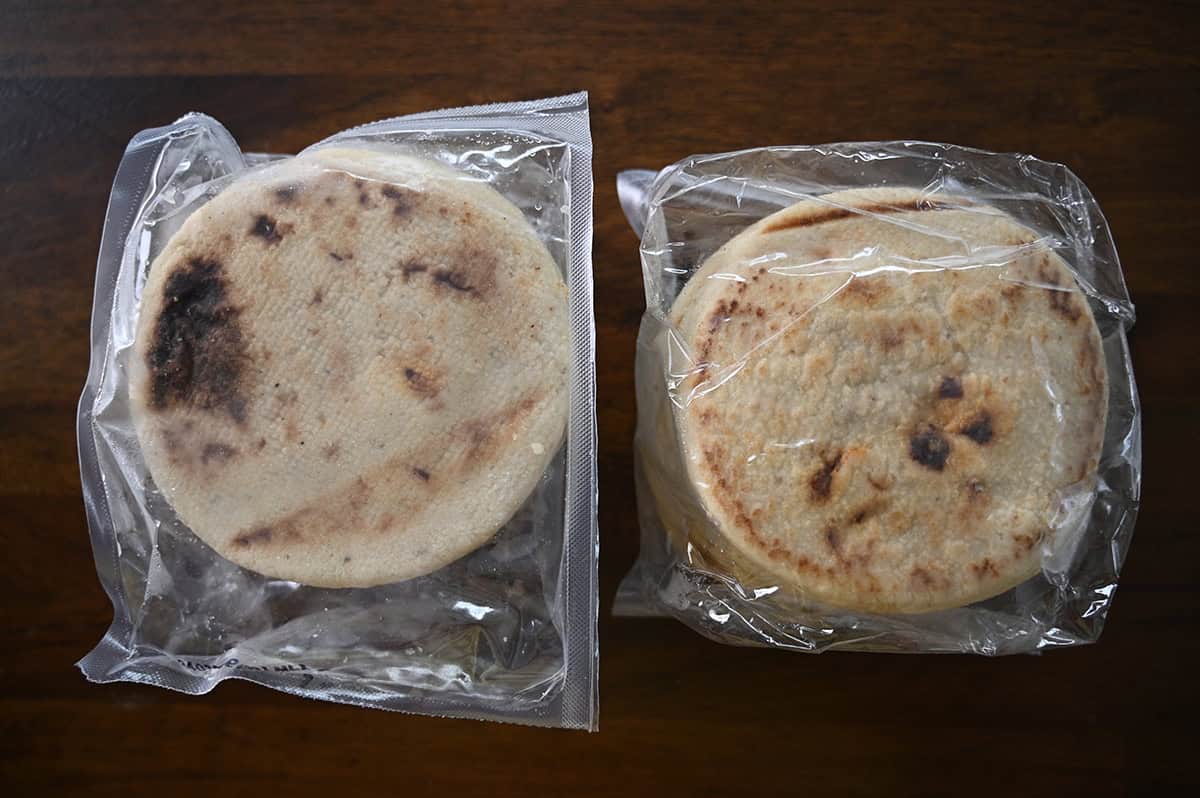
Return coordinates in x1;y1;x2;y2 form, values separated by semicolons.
77;93;598;727
616;143;1140;654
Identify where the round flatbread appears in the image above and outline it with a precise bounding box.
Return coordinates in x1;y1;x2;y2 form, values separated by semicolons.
130;146;570;588
671;188;1106;613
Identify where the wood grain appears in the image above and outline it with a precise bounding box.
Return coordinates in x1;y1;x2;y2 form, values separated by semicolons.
1;0;1197;794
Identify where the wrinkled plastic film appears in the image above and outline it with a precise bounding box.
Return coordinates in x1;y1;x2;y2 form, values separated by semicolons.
616;143;1139;654
78;93;597;728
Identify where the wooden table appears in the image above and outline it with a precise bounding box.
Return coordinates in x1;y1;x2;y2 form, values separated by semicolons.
2;1;1196;794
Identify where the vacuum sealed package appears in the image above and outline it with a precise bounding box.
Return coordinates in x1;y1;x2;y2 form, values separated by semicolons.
77;93;598;728
615;143;1140;654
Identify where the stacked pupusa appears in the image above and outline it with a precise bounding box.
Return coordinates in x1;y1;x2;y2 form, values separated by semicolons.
665;188;1105;613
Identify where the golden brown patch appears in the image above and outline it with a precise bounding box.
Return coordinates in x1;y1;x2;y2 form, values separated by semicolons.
970;291;999;317
877;317;922;351
867;473;894;491
1038;263;1083;322
911;566;936;589
839;277;889;305
1013;533;1037;554
971;558;1001;579
763;197;960;233
1001;282;1025;302
459;393;541;464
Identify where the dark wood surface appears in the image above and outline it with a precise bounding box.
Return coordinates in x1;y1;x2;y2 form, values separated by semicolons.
2;1;1197;794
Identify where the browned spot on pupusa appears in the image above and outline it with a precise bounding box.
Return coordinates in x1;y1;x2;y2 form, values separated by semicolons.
867;473;893;491
284;417;301;442
840;277;889;305
1013;532;1038;553
380;185;415;216
310;288;324;306
970;290;1000;317
1048;287;1083;322
971;558;1000;579
705;298;739;333
250;214;286;244
824;526;842;553
461;393;541;461
148;257;249;424
957;411;994;444
1001;282;1025;302
254;437;267;452
1038;264;1083;322
400;260;428;281
273;185;299;204
232;526;273;547
763;197;961;233
432;268;477;296
848;499;888;525
231;519;303;548
877;317;923;351
809;449;844;502
321;443;341;461
403;366;441;398
938;376;964;399
329;251;352;262
412;467;431;482
911;566;937;589
909;425;951;471
377;513;395;532
201;442;237;465
347;476;372;516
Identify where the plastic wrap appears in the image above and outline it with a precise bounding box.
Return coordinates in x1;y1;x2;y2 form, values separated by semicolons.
77;93;598;728
616;143;1139;654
